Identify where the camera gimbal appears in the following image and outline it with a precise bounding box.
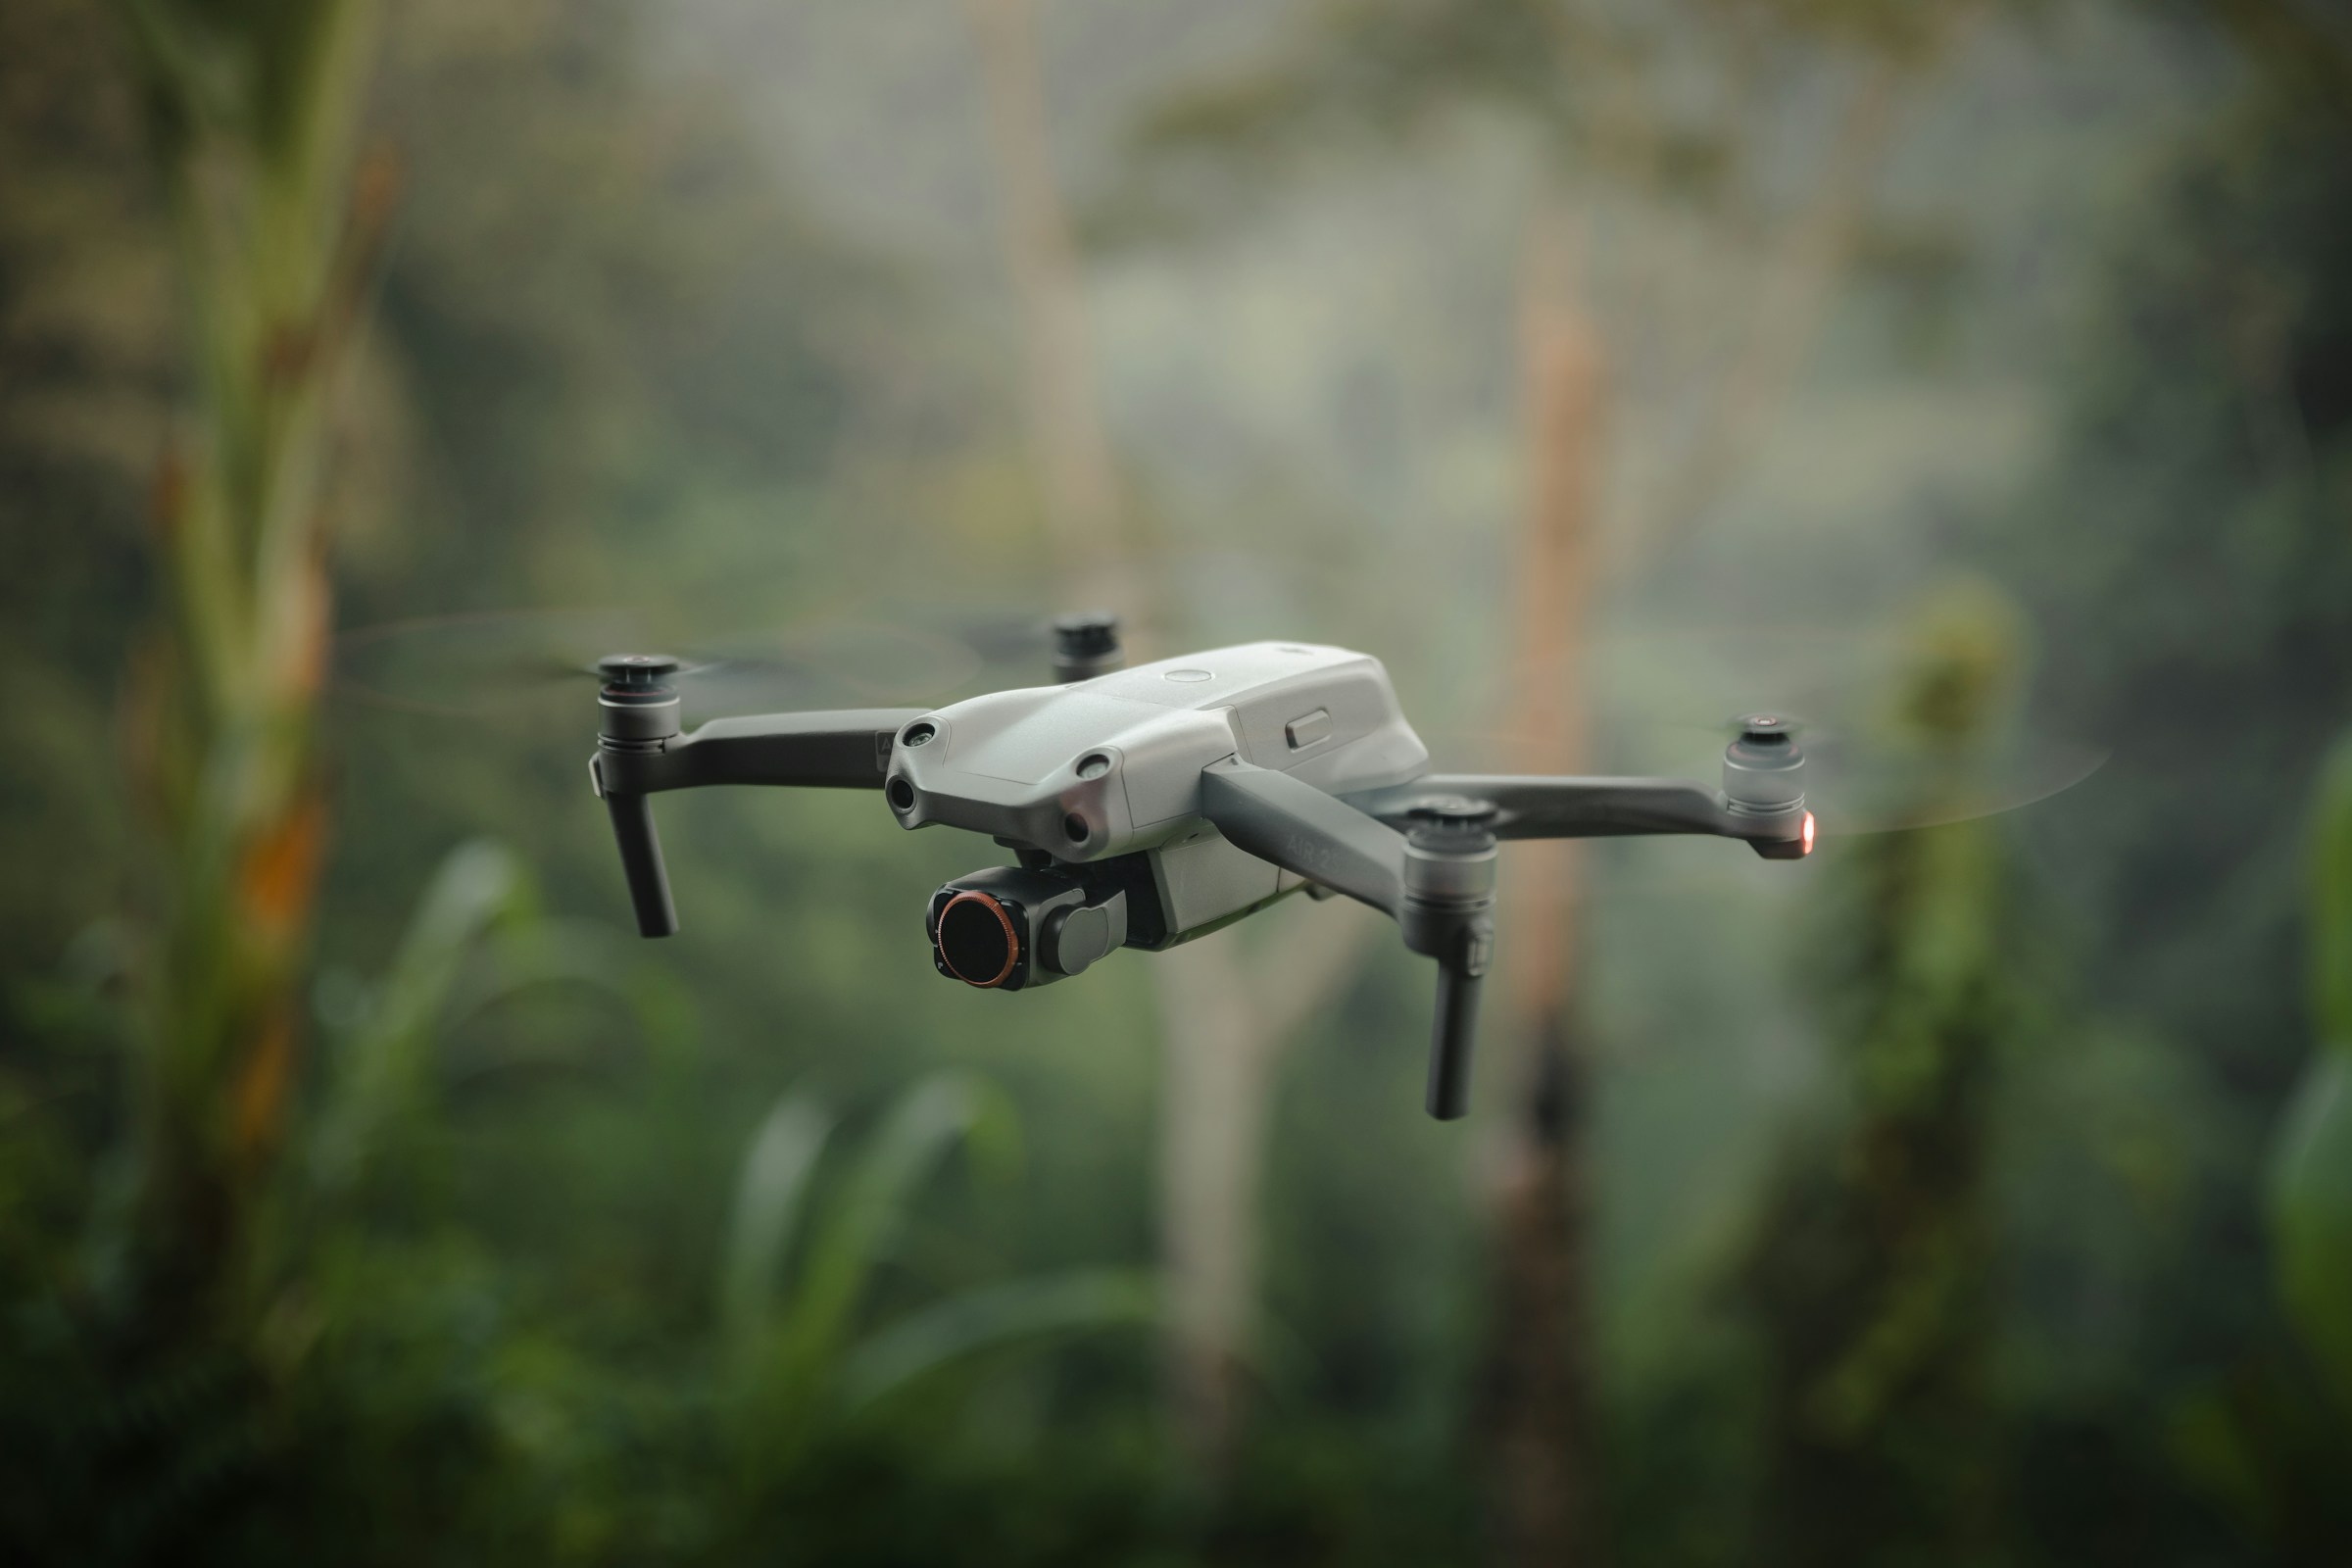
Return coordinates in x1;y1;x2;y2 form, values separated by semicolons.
589;615;1811;1120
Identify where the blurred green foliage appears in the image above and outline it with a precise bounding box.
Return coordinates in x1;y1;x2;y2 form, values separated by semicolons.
1967;51;2352;1565
4;1;2351;1565
2264;733;2352;1421
1740;586;2033;1568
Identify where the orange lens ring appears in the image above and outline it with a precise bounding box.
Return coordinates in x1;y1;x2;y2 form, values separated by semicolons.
937;890;1020;987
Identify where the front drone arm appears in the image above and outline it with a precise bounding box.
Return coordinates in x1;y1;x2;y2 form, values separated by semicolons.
589;663;924;938
1198;759;1406;916
1345;774;1810;858
1198;731;1814;1119
1198;760;1496;1120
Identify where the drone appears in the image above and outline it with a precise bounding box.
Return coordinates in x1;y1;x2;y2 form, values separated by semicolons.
588;613;1813;1121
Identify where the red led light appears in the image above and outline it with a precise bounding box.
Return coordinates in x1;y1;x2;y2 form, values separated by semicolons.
1801;811;1816;855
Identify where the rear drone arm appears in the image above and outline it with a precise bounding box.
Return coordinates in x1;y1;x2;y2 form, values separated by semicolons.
589;653;924;938
593;710;922;796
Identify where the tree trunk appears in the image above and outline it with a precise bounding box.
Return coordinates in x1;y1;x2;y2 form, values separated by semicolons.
961;0;1377;1480
1475;54;1927;1563
1485;208;1609;1568
964;0;1122;599
1155;903;1377;1475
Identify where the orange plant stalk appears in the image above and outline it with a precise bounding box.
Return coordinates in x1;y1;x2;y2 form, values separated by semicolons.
113;0;386;1326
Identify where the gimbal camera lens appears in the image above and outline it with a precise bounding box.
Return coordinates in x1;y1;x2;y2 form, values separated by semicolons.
925;866;1131;990
935;890;1020;987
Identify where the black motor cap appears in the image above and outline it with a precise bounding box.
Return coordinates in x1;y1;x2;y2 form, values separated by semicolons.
598;653;681;696
1052;612;1122;681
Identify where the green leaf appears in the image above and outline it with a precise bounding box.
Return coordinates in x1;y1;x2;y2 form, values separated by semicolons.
765;1072;1017;1400
719;1092;835;1364
2267;733;2352;1418
372;840;528;1040
840;1268;1158;1414
2310;735;2352;1048
2270;1054;2352;1416
309;840;527;1195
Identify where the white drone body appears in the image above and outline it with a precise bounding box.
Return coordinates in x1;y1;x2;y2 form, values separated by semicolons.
888;642;1429;942
588;622;1811;1118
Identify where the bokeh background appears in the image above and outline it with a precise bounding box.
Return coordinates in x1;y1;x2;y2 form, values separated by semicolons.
5;1;2351;1563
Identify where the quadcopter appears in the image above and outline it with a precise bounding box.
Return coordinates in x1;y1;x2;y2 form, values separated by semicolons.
586;612;1814;1121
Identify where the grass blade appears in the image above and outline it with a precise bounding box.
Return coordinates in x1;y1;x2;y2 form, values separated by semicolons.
841;1267;1158;1413
720;1093;836;1366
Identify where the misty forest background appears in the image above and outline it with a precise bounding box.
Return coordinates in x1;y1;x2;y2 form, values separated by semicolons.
4;1;2351;1564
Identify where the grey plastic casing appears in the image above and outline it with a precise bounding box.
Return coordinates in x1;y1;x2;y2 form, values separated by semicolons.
591;634;1812;1119
886;642;1430;944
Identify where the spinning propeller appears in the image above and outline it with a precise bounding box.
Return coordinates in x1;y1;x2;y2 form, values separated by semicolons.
334;607;986;719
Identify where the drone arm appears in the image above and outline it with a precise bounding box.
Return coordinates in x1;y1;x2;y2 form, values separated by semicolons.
1351;774;1804;854
591;707;926;939
595;709;925;795
1197;758;1406;916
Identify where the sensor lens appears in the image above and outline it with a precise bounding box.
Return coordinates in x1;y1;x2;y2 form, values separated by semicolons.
936;891;1018;987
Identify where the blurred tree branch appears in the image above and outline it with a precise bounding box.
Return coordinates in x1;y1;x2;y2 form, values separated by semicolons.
107;0;386;1330
2201;0;2352;114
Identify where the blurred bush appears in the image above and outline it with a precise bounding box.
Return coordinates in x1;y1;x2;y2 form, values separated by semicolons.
4;2;2352;1566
